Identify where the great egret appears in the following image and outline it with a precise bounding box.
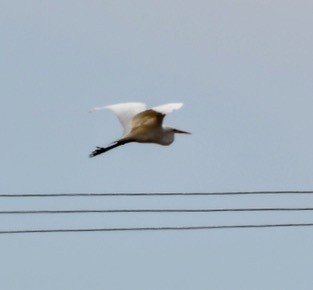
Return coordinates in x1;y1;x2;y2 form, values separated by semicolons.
89;102;190;157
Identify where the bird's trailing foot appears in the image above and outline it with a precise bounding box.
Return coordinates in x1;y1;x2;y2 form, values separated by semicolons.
89;141;128;157
89;146;106;158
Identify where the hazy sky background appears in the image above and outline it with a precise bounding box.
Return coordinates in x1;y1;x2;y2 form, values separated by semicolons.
1;1;313;289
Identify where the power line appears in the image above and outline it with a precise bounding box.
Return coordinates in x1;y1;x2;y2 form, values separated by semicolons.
0;191;313;198
1;207;313;215
1;223;313;235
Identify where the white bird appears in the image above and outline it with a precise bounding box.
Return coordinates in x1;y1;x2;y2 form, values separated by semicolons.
89;102;190;157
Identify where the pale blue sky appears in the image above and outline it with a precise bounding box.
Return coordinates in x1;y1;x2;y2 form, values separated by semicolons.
1;1;313;289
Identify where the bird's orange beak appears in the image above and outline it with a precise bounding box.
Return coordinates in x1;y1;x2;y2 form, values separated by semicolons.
174;129;191;134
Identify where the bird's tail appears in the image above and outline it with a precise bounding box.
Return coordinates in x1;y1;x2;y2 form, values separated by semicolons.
89;140;128;158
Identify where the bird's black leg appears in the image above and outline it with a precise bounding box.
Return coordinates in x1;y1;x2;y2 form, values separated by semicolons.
89;140;129;158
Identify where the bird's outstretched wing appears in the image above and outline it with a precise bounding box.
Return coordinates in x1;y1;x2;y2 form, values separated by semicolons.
131;103;184;130
152;103;183;114
90;102;146;135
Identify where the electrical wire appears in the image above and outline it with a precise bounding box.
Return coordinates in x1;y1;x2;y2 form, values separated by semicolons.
0;191;313;198
1;207;313;215
1;223;313;234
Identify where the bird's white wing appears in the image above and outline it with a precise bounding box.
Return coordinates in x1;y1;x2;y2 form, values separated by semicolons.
91;102;147;135
152;103;184;114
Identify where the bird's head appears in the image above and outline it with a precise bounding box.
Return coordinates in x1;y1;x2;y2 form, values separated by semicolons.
158;126;191;145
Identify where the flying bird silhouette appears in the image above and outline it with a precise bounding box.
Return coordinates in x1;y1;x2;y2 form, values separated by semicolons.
89;102;190;157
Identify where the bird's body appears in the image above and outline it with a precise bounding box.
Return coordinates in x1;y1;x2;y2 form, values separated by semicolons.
124;126;174;145
89;102;190;157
